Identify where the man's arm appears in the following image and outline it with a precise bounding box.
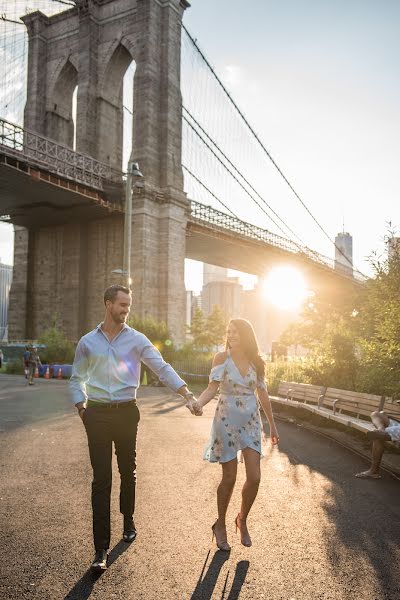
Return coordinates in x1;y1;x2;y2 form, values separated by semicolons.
140;341;195;402
69;340;89;414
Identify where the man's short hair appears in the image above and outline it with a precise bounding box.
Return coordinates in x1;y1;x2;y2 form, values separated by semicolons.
104;284;131;306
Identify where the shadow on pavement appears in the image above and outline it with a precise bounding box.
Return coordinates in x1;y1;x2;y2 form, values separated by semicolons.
64;541;130;600
276;421;400;599
191;550;249;599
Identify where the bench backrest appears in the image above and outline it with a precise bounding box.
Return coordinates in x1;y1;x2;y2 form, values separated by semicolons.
277;381;325;405
383;398;400;420
322;387;384;419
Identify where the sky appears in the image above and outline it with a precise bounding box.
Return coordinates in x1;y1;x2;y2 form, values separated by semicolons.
1;0;400;293
182;0;400;289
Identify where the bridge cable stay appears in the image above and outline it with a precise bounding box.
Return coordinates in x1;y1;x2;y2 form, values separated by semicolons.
183;113;314;255
183;105;312;251
181;24;363;276
0;1;80;128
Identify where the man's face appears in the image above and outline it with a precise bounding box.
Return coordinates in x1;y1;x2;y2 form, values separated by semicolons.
106;291;132;324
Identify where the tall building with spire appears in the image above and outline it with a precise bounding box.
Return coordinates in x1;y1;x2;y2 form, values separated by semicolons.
334;232;353;276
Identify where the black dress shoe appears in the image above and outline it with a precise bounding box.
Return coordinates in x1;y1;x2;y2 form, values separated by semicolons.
123;516;137;543
91;549;108;572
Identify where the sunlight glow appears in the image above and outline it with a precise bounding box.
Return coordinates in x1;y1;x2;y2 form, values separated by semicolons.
263;266;309;311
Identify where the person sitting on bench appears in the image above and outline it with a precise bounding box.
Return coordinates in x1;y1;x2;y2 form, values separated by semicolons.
356;410;400;479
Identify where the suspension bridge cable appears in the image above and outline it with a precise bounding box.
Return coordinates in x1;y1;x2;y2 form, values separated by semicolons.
183;105;309;249
183;164;237;217
183;114;310;250
182;24;359;273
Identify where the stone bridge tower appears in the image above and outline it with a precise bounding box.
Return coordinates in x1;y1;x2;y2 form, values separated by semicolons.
9;0;190;343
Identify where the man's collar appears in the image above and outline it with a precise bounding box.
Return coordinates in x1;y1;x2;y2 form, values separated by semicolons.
96;322;129;333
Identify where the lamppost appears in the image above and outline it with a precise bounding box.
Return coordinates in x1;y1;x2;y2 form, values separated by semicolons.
113;157;143;287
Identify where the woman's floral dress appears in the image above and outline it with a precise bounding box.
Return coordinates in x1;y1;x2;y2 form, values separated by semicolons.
203;353;267;463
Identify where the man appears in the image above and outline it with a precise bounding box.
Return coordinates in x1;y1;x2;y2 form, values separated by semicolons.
356;410;400;479
70;285;199;572
0;348;3;369
27;346;41;385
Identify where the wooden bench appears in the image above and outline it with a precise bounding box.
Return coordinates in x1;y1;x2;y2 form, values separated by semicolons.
274;381;327;415
271;381;400;442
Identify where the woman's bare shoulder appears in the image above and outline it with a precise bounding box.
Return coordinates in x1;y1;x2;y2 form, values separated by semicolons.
212;351;228;367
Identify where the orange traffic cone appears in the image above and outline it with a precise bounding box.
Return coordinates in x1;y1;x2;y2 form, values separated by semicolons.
34;366;39;378
57;367;63;380
44;366;50;380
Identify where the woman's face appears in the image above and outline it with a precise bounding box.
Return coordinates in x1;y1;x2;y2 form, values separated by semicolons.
227;323;241;350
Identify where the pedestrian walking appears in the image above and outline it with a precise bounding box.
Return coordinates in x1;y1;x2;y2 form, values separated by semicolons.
69;284;198;572
0;348;3;369
189;318;279;550
23;346;30;379
27;346;41;385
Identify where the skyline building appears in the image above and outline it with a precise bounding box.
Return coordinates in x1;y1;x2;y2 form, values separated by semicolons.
334;232;353;275
0;260;13;341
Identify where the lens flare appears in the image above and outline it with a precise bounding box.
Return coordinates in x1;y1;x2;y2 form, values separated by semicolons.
263;266;309;311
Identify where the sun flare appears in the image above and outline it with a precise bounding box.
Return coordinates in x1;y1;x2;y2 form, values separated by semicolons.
263;266;309;311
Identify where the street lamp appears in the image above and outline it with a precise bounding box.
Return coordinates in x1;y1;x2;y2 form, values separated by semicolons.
122;157;143;287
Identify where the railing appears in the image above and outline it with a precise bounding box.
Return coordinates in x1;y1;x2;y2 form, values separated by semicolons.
0;118;122;191
189;200;366;282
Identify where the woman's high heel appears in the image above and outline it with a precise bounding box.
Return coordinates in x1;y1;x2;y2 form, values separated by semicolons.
211;520;231;552
235;513;252;547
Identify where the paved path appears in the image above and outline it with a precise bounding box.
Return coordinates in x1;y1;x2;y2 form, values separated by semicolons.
0;374;399;600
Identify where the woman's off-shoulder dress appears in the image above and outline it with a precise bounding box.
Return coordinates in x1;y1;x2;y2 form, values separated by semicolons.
203;354;267;463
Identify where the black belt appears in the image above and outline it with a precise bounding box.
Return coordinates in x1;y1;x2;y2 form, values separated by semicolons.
87;400;136;409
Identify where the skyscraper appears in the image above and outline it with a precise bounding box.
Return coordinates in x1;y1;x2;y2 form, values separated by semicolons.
0;260;13;341
334;232;353;275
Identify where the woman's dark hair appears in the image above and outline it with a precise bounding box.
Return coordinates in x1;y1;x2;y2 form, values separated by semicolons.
225;318;265;381
103;284;131;305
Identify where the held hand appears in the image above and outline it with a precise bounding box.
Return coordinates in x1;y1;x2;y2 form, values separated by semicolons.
185;398;203;416
270;426;279;445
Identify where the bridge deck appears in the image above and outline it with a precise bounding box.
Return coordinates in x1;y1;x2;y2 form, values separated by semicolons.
0;153;123;228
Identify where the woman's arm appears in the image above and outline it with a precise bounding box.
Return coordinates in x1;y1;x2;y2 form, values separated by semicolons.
197;381;220;409
257;387;279;445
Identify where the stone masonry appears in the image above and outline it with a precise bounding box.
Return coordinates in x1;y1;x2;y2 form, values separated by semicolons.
9;0;190;343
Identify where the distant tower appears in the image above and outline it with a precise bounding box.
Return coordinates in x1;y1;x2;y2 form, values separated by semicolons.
335;232;353;276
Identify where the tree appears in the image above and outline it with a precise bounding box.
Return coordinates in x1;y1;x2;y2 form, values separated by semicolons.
188;306;227;352
38;318;75;364
188;308;210;351
355;240;400;396
280;290;361;389
280;231;400;397
206;305;227;351
128;314;174;359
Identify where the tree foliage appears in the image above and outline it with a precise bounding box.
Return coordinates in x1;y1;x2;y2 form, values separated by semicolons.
128;314;174;359
38;318;75;364
188;306;227;352
280;235;400;397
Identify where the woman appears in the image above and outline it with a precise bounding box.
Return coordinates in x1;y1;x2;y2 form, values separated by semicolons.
192;318;279;551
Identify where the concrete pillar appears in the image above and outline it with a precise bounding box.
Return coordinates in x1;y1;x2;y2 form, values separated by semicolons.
8;227;30;340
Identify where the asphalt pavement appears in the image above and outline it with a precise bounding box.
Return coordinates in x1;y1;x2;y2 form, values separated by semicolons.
0;374;399;600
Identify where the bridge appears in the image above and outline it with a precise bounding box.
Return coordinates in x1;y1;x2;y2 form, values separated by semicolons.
0;0;364;343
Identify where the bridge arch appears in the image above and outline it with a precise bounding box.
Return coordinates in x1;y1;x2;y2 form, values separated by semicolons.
46;59;78;147
97;42;136;169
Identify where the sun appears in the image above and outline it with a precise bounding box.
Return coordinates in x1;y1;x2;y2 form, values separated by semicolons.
263;266;309;311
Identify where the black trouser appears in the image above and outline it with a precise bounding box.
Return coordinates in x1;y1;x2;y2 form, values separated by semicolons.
83;402;140;551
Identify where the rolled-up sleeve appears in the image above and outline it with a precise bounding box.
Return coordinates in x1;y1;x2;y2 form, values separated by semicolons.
140;339;186;391
69;340;89;405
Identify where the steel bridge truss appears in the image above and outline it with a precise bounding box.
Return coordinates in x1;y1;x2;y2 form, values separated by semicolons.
0;118;122;190
190;200;364;282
